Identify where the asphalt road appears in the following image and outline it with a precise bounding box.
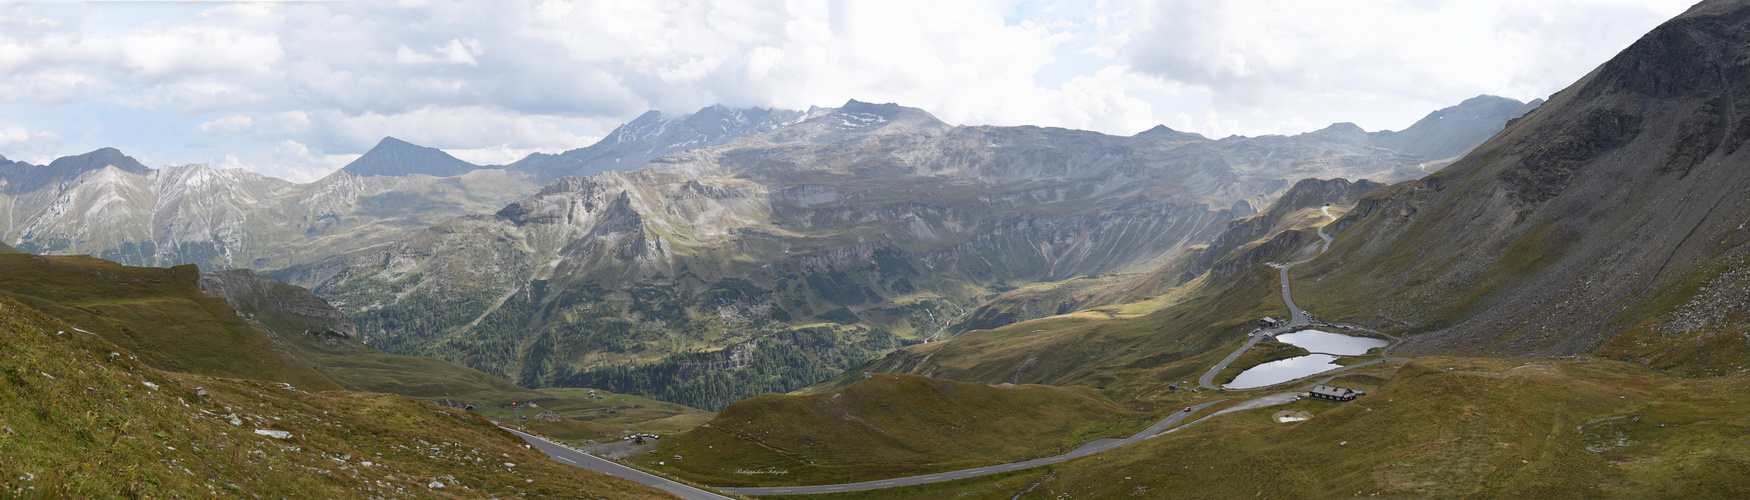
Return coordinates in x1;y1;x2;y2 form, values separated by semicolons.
1199;208;1403;391
715;399;1229;496
506;207;1395;496
503;427;732;500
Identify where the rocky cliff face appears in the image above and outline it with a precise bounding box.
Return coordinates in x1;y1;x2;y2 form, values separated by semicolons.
1294;0;1750;372
302;97;1520;404
200;268;360;339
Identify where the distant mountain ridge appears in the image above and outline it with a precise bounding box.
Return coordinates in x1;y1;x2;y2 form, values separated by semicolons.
0;148;539;271
509;104;806;181
1370;94;1539;161
0;147;150;195
295;96;1528;409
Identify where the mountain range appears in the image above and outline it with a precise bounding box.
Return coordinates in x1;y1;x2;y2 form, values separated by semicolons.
8;1;1750;497
833;0;1750;396
4;89;1530;412
282;96;1532;409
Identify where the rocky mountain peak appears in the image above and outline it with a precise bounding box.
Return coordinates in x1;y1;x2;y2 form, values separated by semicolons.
509;105;805;181
1;147;150;195
49;147;150;175
759;100;949;146
835;99;947;129
341;136;480;178
1132;124;1209;143
1302;122;1370;144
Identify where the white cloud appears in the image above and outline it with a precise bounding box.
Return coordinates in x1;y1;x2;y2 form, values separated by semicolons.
312;106;598;153
240;140;360;183
444;143;596;166
196;115;253;135
0;0;1708;179
397;38;482;66
1117;0;1693;133
0;125;62;164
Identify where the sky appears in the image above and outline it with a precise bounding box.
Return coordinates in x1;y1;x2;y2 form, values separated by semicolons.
0;0;1697;183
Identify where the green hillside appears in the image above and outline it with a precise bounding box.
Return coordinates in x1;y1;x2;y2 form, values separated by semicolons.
0;254;342;391
653;373;1174;487
794;357;1750;499
0;295;671;498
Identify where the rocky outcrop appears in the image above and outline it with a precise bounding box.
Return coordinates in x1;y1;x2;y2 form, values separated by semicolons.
199;268;360;340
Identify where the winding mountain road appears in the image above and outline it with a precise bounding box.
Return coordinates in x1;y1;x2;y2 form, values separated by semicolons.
503;427;732;500
715;400;1228;496
1199;208;1407;391
507;206;1407;496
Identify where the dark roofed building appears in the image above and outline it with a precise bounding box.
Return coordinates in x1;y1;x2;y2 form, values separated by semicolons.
1308;384;1364;402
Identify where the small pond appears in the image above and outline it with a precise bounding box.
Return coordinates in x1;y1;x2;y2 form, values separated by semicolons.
1274;329;1387;355
1226;354;1342;389
1224;330;1389;389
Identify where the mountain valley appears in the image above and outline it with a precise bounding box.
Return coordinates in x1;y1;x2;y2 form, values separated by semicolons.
7;2;1750;497
286;97;1527;410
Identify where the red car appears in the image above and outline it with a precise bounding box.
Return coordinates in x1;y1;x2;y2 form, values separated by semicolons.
1183;407;1192;412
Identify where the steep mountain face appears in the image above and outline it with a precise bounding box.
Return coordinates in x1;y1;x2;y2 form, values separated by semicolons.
302;97;1515;409
1289;0;1750;373
1;149;539;271
950;177;1384;333
509;104;805;182
805;1;1750;403
340;136;482;177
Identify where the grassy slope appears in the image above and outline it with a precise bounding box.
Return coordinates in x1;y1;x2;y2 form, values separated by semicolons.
653;374;1174;487
491;387;715;441
1594;252;1750;377
0;254;341;391
794;357;1750;499
0;296;670;499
